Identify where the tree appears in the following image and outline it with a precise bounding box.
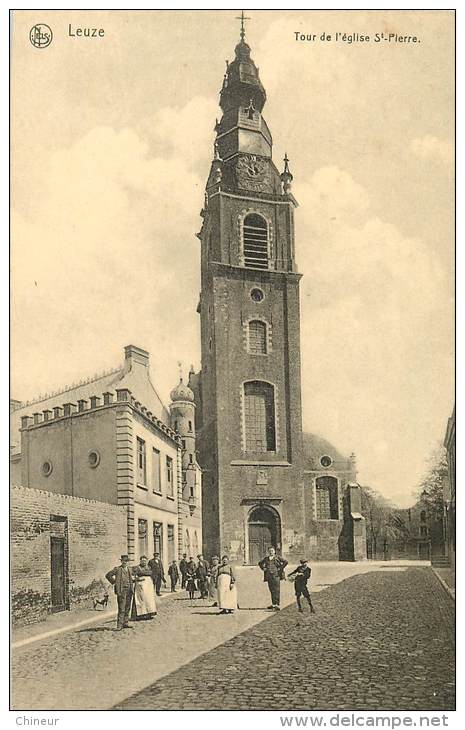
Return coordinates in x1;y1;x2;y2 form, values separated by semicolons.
416;446;448;519
361;486;404;558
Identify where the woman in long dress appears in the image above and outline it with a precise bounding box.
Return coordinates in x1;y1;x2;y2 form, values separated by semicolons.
132;555;157;619
209;556;220;606
216;555;237;614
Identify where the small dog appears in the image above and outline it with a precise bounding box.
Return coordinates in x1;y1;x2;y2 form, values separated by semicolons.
93;592;109;610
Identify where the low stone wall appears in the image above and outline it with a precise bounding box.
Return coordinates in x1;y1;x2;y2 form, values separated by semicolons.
11;485;127;626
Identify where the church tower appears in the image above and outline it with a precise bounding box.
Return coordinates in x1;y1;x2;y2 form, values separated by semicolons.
195;18;306;564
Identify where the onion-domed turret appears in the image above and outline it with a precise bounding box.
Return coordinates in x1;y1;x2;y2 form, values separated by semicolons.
170;378;194;403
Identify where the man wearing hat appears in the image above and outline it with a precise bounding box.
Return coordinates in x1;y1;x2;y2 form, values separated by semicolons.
258;546;288;610
288;559;316;613
106;555;134;630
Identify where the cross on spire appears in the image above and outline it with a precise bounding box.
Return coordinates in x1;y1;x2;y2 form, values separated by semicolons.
177;361;183;383
235;10;251;41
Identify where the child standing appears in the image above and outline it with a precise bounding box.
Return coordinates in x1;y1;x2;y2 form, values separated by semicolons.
288;559;316;614
168;560;180;592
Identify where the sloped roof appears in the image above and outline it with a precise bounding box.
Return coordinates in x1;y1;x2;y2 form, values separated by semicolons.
10;347;170;454
302;432;351;471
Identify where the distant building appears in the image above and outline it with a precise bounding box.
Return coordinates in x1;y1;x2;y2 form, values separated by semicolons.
443;405;456;572
390;498;433;560
10;345;202;624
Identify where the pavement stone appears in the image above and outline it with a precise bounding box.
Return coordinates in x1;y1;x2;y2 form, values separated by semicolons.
12;562;453;712
114;567;454;712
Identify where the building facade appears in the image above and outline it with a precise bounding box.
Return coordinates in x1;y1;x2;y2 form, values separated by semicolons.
11;345;202;623
443;406;455;572
193;27;365;563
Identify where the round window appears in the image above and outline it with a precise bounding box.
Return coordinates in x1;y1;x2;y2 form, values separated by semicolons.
320;455;332;468
42;460;53;477
250;287;264;303
88;450;100;468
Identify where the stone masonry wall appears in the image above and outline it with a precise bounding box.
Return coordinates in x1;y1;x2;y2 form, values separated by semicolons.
11;485;127;626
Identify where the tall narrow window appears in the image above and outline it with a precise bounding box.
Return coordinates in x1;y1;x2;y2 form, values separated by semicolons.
138;519;148;557
152;447;161;493
166;456;174;497
243;213;268;270
137;437;146;485
315;476;339;520
248;320;267;354
243;380;276;452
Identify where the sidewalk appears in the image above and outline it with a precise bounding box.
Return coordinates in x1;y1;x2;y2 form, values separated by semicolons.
432;566;455;600
12;586;173;649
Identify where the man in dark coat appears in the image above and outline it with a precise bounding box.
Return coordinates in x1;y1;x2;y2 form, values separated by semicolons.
168;560;180;592
288;559;315;613
105;554;134;630
179;553;188;589
258;546;288;610
196;554;210;598
148;552;166;596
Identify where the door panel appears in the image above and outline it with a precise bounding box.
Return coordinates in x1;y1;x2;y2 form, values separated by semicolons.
50;537;65;612
249;522;273;564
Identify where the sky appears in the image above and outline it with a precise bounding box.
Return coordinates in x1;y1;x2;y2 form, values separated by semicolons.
11;10;454;508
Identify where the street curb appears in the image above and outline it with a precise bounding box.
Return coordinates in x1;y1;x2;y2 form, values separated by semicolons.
12;591;175;650
431;566;455;601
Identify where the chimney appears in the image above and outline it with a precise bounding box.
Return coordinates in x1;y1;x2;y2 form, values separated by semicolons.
124;345;149;373
10;398;22;413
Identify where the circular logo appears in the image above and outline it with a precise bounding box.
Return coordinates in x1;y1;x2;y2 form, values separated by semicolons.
29;24;53;48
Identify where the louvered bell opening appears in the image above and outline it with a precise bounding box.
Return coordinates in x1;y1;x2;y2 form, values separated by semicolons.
243;215;268;270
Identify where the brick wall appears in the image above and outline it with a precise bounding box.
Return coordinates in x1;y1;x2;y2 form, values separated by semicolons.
11;485;127;626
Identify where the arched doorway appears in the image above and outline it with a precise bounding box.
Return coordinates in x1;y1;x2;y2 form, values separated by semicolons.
248;505;281;564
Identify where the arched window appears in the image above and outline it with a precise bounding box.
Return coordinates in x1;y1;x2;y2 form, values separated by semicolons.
243;213;268;270
315;476;339;520
243;380;276;452
420;510;427;522
248;320;267;354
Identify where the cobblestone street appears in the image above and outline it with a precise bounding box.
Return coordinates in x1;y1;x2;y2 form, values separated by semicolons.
12;563;454;711
115;566;454;711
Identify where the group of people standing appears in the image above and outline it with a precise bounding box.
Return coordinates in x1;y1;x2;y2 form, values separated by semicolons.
180;554;238;614
106;546;315;630
105;552;168;630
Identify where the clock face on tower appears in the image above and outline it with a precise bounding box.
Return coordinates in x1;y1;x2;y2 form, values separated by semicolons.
235;154;272;192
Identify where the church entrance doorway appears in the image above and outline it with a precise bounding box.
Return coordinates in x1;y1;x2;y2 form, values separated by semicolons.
248;505;281;564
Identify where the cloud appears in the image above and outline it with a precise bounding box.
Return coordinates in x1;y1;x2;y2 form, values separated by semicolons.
295;165;453;507
409;135;453;164
11;99;219;406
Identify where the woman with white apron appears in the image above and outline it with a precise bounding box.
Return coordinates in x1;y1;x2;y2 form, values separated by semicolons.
216;555;237;614
132;555;157;619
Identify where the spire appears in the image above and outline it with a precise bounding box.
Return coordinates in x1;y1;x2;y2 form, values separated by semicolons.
280;153;293;193
219;11;266;114
235;10;251;42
